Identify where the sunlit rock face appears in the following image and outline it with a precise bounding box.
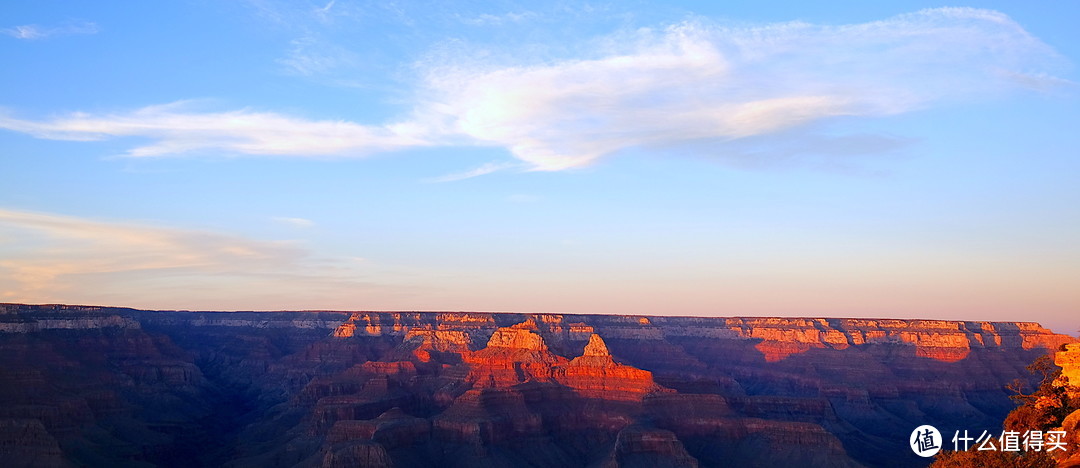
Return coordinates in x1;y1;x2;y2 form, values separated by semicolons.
464;325;569;387
1057;343;1080;394
0;303;1073;467
559;334;662;401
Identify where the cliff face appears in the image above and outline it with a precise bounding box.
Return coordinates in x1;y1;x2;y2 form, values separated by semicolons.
1057;343;1080;393
0;303;1073;467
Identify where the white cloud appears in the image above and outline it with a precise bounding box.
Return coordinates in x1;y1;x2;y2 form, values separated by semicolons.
0;101;431;158
316;0;336;15
418;8;1066;170
459;11;538;26
273;216;315;228
425;161;520;182
279;36;360;76
0;208;385;306
0;208;301;296
2;21;98;40
0;8;1067;171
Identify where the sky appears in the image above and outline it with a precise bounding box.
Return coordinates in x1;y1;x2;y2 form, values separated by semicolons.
1;1;1078;334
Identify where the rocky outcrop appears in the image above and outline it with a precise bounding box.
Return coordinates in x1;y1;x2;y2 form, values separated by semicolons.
1056;409;1080;468
604;425;699;468
1052;345;1080;467
0;303;1074;467
560;334;663;400
714;317;1073;362
320;440;392;468
0;419;65;468
433;387;545;445
0;318;216;466
458;325;662;400
319;407;430;467
465;324;569;387
486;322;549;351
0;304;141;333
1056;343;1080;393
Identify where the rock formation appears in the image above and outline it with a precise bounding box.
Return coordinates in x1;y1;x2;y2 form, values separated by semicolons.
464;324;569;387
0;303;1074;467
560;334;662;400
1057;343;1080;393
1055;344;1080;467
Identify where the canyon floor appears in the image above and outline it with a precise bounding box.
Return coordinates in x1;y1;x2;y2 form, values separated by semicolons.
0;303;1074;467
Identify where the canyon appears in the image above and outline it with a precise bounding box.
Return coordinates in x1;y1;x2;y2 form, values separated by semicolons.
0;303;1074;467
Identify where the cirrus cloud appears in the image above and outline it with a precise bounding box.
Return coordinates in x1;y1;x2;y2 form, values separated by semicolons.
420;8;1067;170
0;8;1069;171
2;21;99;40
0;208;386;307
0;208;303;296
272;216;316;228
0;101;432;158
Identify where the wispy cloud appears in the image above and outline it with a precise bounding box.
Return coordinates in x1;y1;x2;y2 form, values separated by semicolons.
0;208;385;307
418;8;1067;170
2;21;98;40
672;130;915;172
0;208;302;297
278;36;360;76
425;161;520;183
316;0;336;15
0;101;432;158
458;11;538;26
273;216;315;228
0;8;1067;171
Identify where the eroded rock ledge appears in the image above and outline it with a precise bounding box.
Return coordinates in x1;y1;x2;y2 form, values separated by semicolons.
0;303;1073;467
4;304;1067;364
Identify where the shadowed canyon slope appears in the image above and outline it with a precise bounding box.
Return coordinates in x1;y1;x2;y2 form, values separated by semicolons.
0;303;1074;467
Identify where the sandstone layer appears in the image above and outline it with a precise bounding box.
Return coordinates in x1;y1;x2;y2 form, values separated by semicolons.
0;303;1073;467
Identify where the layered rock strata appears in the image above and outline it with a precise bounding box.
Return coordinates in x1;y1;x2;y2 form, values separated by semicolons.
0;303;1074;467
1057;343;1080;392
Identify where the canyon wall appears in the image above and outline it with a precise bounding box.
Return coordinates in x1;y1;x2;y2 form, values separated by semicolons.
0;303;1073;467
1057;343;1080;395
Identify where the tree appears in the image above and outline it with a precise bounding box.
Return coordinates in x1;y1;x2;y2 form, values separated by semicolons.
930;447;1055;468
930;351;1078;468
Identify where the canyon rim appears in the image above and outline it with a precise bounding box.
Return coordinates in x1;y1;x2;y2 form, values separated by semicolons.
1;303;1076;467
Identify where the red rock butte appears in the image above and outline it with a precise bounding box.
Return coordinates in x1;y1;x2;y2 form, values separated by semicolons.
0;303;1074;467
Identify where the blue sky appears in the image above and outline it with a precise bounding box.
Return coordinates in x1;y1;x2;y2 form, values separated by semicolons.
1;1;1078;334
